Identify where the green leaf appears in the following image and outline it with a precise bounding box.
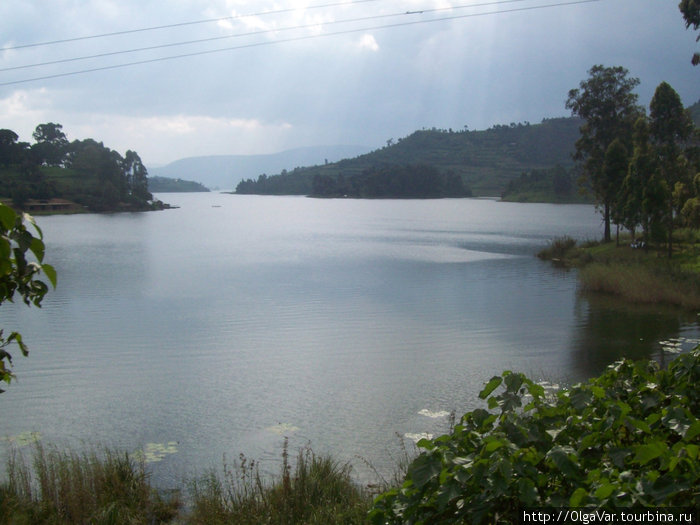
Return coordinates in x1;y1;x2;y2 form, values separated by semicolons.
633;441;668;466
41;264;57;288
484;438;505;453
594;483;615;500
408;453;443;489
479;376;502;399
590;385;606;399
685;421;700;441
569;487;588;507
546;447;580;477
29;237;45;262
0;205;15;231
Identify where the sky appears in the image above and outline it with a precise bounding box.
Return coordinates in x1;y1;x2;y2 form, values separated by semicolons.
0;0;698;167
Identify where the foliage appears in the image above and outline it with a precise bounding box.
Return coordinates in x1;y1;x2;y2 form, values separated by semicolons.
148;176;210;193
0;443;181;524
188;440;371;525
566;65;642;242
501;165;592;203
0;123;155;212
679;0;700;65
310;164;471;199
235;118;582;197
370;349;700;524
0;203;56;392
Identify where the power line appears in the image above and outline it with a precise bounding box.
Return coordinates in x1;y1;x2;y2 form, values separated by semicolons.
1;0;384;51
1;0;546;73
0;0;599;87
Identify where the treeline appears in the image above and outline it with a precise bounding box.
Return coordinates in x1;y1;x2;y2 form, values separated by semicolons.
309;164;471;198
566;66;700;253
235;117;582;197
0;123;155;212
501;165;591;203
148;176;209;193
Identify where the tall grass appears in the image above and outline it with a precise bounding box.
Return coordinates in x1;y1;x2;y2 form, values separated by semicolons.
0;439;376;524
187;439;372;524
579;262;700;309
0;443;180;524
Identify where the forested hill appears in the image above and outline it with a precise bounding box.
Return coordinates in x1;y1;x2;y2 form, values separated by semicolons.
235;117;583;197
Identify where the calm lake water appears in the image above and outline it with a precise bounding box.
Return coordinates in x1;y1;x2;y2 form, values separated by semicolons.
2;193;698;486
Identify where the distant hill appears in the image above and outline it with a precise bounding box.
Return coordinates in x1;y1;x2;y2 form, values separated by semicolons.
149;145;370;190
234;118;583;197
148;176;209;193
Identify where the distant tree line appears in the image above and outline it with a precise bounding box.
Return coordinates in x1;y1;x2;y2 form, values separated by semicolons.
501;165;591;203
567;65;699;254
309;164;471;198
0;122;153;211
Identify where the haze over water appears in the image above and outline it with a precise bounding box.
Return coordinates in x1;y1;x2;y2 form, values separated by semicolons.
2;194;698;485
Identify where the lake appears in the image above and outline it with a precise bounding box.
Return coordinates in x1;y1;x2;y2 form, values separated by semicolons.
2;193;698;486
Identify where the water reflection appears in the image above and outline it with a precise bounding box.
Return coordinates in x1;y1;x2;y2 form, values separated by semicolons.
570;292;699;379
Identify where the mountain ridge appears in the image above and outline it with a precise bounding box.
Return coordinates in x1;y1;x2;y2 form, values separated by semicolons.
149;145;370;190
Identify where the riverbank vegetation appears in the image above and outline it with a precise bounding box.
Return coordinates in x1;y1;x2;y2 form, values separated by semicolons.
537;234;700;308
0;123;159;212
1;349;698;524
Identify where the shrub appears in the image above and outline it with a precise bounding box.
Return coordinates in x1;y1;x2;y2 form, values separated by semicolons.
537;236;578;261
370;349;700;524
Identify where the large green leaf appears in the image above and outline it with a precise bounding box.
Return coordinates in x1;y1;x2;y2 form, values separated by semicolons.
408;453;443;489
633;441;668;466
479;376;502;399
0;205;15;231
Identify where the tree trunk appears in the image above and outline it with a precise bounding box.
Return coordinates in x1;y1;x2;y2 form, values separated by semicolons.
603;202;611;242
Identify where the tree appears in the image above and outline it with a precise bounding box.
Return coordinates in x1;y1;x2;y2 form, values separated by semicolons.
566;65;642;242
123;150;152;203
649;81;695;257
603;138;629;245
0;129;21;167
0;204;56;392
679;0;700;65
621;117;658;244
31;122;69;167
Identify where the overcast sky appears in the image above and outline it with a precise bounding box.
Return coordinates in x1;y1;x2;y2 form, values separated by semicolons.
1;0;698;167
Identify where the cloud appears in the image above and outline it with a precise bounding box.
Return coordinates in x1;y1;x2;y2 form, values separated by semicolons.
357;34;379;52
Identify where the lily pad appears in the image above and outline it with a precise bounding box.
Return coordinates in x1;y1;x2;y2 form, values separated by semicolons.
1;431;41;447
134;441;179;463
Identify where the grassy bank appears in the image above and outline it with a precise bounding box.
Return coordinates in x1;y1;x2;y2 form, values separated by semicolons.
0;440;374;524
537;233;700;309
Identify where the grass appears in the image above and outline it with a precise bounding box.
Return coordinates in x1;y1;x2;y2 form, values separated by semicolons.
537;232;700;308
0;439;375;524
0;443;181;524
187;439;372;525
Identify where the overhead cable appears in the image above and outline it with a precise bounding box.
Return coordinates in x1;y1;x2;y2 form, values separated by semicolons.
1;0;549;72
0;0;600;87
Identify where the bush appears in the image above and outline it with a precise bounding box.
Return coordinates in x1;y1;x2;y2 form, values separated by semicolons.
537;236;578;261
370;349;700;524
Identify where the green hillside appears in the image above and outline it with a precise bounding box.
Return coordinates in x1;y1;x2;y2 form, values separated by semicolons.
148;176;209;193
236;117;583;197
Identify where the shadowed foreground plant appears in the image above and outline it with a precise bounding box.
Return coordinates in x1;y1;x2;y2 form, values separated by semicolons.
370;348;700;524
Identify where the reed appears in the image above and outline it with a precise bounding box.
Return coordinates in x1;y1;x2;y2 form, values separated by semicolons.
579;262;700;309
0;443;180;524
187;439;372;525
